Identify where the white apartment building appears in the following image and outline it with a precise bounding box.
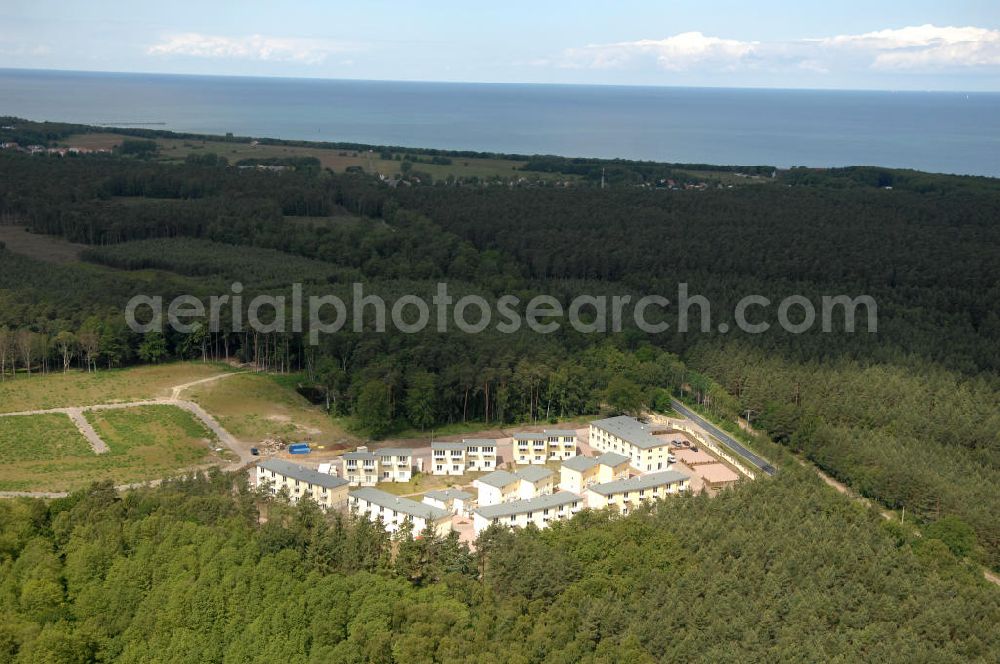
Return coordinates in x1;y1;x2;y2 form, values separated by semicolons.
473;470;520;506
544;429;578;461
472;491;583;535
473;467;555;507
431;441;467;475
589;416;676;472
513;466;556;498
422;489;473;516
342;447;379;486
514;430;577;464
376;448;414;482
585;470;690;514
256;458;350;509
559;452;630;494
513;432;548;464
463;439;498;471
349;487;452;537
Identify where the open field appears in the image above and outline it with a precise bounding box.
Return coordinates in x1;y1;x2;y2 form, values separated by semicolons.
87;404;222;463
185;372;358;448
0;413;92;464
374;470;490;497
0;225;88;263
0;363;234;413
59;132;130;150
64;132;543;181
0;405;223;492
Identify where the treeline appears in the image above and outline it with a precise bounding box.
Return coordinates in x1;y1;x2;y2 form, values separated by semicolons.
521;155;774;185
0;470;997;662
81;238;352;287
781;165;1000;194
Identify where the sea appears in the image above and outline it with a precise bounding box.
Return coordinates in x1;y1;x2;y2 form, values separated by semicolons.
2;68;999;177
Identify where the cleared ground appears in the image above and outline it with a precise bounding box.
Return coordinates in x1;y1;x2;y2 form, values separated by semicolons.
0;405;223;491
0;225;88;264
374;470;490;498
0;363;233;414
86;404;221;464
0;413;92;464
185;372;358;449
64;132;543;181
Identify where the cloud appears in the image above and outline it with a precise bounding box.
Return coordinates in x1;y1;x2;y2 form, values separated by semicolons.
562;24;1000;75
566;32;757;71
820;24;1000;70
148;33;357;64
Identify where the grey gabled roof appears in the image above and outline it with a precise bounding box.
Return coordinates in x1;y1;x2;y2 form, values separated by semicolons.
562;455;599;472
544;429;577;437
587;470;689;496
462;438;497;445
514;466;553;483
473;491;582;519
343;450;376;461
595;452;630;467
590;416;671;450
474;470;520;488
258;458;349;490
431;441;467;451
349;487;449;521
424;489;473;502
374;447;414;457
513;432;547;441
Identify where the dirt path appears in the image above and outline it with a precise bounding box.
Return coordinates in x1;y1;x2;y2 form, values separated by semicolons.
0;372;251;466
799;455;999;588
169;372;237;400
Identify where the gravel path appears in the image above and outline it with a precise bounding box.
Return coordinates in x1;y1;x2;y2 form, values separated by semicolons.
0;372;250;465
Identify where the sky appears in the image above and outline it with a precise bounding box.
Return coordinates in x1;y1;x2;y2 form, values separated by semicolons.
2;1;1000;91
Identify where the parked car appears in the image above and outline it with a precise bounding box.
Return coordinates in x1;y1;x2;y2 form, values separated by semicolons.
250;447;259;456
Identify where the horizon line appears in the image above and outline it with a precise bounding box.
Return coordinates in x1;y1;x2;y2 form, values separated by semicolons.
2;66;998;96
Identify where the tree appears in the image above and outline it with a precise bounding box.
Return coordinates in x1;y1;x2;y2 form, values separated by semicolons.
0;326;10;380
924;516;978;559
78;319;101;373
405;371;436;430
98;318;130;369
605;376;645;416
14;329;35;377
355;380;392;437
54;330;78;373
137;332;168;364
316;356;347;413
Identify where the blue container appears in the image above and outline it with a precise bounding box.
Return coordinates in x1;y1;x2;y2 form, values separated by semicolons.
288;443;311;455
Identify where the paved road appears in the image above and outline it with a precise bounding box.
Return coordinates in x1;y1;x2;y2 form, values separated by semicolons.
670;399;776;476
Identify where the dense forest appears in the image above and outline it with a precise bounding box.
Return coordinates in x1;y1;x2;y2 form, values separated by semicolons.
0;470;997;663
1;118;999;579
